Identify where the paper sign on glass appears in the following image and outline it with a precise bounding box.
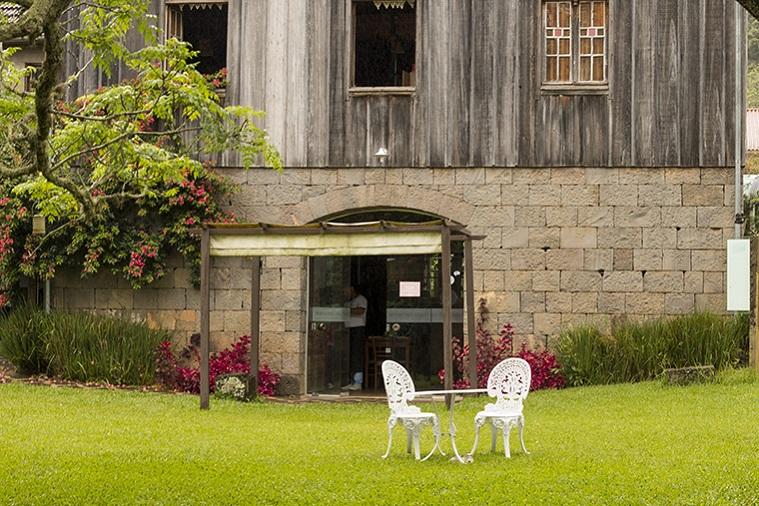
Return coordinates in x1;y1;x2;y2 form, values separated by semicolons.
399;281;421;297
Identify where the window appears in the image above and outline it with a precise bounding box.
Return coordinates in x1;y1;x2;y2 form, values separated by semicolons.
165;1;227;77
543;0;607;86
352;0;416;90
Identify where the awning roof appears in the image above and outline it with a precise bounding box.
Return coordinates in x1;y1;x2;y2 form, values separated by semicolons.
204;220;475;257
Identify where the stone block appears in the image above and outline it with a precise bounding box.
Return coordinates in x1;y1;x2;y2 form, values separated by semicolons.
614;207;660;227
281;268;303;291
402;168;433;185
677;229;723;250
485;168;512;184
473;248;512;270
665;168;700;184
585;168;619;184
363;168;386;184
279;168;311;185
512;168;550;185
600;185;638;206
644;272;683;293
285;310;304;332
510;249;545;270
550;168;585;184
260;332;302;354
529;185;562;206
529;228;561;249
146;311;177;331
683;272;704;293
534;313;563;336
485;291;521;313
665;294;695;314
470;206;515;227
561;271;603;292
625;293;665;314
501;227;530;248
603;271;643;292
695;293;725;313
584;249;614;271
432;168;456;185
260;268;281;290
598;292;626;314
514;207;546;227
618;168;665;185
520;292;546;312
545;249;584;270
280;354;304;375
336;168;365;185
701;168;732;184
95;289;133;310
546;292;573;313
533;271;560;292
572;292;598;313
261;290;302;311
266;185;303;205
703;272;724;293
214;290;246;310
496;313;534;334
682;185;723;206
483;271;505;291
501;184;530;205
661;207;697;227
383;169;402;184
224;311;249;334
464;185;502;205
133;289;158;310
696;207;734;228
642;228;678;249
633;249;663;271
577;207;614;227
455;168;486;185
503;271;532;291
562;185;599;206
613;249;634;270
663;249;691;271
157;289;186;310
63;288;95;309
266;256;303;269
546;207;578;226
560;227;597;249
638;185;681;206
261;311;286;331
598;228;642;249
176;310;199;332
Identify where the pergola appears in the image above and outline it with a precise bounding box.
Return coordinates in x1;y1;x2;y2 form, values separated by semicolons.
197;220;483;409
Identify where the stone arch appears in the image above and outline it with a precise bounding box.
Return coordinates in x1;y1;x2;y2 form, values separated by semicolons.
288;184;475;225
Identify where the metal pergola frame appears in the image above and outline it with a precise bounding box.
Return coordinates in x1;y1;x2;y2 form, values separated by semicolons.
197;220;483;409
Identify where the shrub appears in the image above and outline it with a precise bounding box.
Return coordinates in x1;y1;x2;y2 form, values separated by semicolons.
555;312;749;387
0;306;168;385
156;335;281;397
439;299;564;391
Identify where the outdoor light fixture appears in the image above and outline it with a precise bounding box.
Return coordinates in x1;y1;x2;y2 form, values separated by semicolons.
32;214;46;235
374;147;389;165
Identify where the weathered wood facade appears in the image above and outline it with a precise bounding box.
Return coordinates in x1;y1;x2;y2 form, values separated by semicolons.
218;0;746;168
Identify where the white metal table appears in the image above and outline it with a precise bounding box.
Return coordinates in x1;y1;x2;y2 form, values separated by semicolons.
415;388;487;464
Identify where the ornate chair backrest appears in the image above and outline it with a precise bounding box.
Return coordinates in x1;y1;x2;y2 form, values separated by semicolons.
381;360;416;415
486;358;531;412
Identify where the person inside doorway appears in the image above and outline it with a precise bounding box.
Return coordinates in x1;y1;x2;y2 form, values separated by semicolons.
342;284;368;391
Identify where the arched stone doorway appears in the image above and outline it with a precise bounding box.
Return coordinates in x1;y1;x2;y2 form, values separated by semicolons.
305;208;465;394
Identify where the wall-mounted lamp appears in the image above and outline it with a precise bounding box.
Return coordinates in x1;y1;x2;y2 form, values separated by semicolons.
32;214;46;235
374;147;389;166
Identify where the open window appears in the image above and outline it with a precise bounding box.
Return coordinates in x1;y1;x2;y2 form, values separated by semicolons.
165;1;228;81
352;0;416;92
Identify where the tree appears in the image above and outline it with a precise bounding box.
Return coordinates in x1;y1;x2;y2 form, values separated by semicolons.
0;1;280;305
738;0;759;20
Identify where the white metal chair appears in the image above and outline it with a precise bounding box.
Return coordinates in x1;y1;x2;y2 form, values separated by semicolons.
381;360;442;461
469;357;531;458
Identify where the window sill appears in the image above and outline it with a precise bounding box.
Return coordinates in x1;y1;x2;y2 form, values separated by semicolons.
348;86;415;97
541;84;609;96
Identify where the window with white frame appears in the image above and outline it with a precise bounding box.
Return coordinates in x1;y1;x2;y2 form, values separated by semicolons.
543;0;607;86
165;1;228;78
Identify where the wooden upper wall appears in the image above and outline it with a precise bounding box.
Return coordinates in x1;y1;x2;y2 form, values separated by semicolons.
65;0;748;168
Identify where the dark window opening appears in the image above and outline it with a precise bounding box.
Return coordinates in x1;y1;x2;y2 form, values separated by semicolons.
167;4;228;77
353;1;416;88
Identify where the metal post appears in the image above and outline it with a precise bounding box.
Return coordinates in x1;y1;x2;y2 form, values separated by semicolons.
464;238;477;389
199;228;211;410
441;227;453;392
735;2;744;240
44;279;50;313
249;256;261;398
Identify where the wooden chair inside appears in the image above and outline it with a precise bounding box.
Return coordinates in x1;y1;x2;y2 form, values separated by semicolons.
365;336;411;391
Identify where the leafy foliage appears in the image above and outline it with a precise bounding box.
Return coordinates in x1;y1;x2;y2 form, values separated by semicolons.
555;312;749;387
0;306;168;385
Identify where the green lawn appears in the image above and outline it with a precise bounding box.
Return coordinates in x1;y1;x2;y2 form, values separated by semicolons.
1;374;758;505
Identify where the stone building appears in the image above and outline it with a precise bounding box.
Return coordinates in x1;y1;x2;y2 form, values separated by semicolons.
54;0;748;394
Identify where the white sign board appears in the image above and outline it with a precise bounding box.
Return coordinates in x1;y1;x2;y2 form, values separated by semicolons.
727;239;750;312
399;281;421;297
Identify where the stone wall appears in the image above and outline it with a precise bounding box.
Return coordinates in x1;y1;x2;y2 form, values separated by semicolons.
52;166;735;393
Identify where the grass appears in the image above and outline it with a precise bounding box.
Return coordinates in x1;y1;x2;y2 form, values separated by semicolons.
1;374;758;505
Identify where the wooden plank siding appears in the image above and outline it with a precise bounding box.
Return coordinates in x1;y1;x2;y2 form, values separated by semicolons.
63;0;747;169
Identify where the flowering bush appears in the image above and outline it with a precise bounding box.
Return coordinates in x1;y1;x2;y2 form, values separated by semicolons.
156;335;281;397
0;187;30;307
439;299;564;391
205;67;228;89
215;375;247;401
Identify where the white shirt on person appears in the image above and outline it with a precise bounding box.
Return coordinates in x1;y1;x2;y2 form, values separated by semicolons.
346;295;367;328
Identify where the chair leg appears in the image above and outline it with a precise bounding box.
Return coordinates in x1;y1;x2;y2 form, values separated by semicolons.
490;422;498;453
422;416;442;461
406;428;412;454
469;416;484;457
413;428;421;461
502;423;512;459
518;416;529;455
382;419;395;459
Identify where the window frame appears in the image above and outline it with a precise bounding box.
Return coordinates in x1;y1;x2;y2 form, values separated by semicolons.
348;0;419;96
540;0;609;95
